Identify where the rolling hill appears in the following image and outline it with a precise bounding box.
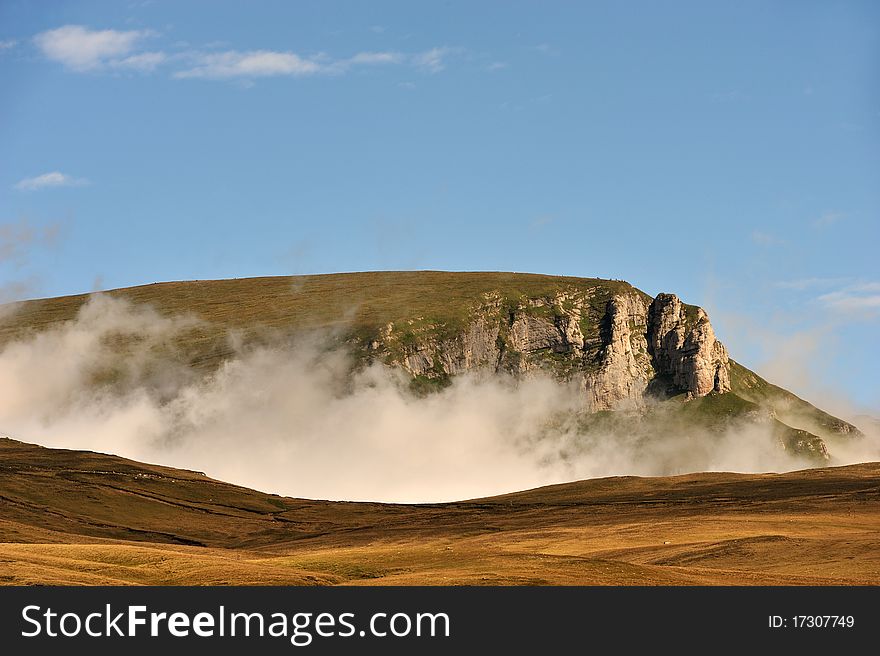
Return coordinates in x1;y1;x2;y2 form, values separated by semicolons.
1;271;876;585
1;437;878;585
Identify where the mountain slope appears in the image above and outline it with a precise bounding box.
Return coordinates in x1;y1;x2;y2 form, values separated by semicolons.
0;271;860;459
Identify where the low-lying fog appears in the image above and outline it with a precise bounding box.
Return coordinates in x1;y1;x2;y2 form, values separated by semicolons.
1;295;877;503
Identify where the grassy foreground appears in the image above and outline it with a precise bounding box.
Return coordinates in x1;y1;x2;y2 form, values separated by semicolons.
2;438;878;586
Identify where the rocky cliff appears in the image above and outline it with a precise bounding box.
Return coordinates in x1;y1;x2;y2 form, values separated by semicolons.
372;287;730;411
0;271;860;459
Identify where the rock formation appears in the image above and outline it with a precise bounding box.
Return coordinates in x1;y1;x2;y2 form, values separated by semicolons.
373;288;731;411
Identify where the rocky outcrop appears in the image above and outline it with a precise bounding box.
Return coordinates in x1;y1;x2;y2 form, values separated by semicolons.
583;294;653;410
375;288;731;411
647;294;730;398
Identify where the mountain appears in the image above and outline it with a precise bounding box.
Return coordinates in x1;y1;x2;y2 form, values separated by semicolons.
2;437;878;585
0;271;861;460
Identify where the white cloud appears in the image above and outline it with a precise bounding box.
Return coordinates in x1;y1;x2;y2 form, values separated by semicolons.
533;43;560;56
32;25;463;82
0;39;17;51
530;214;554;230
813;210;845;228
33;25;153;72
412;46;458;73
818;282;880;314
774;277;849;291
750;230;782;247
486;61;507;72
176;48;412;80
111;50;166;72
174;50;323;79
14;172;88;192
0;296;837;503
347;51;402;65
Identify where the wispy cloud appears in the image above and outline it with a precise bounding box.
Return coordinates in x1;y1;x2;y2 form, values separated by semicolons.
14;172;89;192
174;48;406;79
818;282;880;314
176;46;453;80
486;61;507;72
750;230;782;247
0;218;62;264
174;50;324;79
813;210;845;228
0;218;62;308
112;50;166;72
412;46;460;73
347;51;403;66
33;25;156;72
32;25;466;83
530;214;555;230
774;277;850;291
533;43;560;56
0;39;17;51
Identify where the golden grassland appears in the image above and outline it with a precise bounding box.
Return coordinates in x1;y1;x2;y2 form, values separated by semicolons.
1;438;878;586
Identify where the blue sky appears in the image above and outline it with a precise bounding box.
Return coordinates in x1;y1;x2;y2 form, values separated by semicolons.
1;1;878;413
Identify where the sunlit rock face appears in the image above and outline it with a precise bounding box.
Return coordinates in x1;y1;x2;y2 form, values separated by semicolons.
378;288;731;411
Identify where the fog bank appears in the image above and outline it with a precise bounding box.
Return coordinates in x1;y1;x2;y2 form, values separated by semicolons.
1;296;876;502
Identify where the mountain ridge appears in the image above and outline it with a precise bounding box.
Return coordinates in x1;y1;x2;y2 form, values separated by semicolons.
0;271;861;460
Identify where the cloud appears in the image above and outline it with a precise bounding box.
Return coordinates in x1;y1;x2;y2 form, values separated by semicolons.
773;278;880;315
111;50;166;72
347;51;403;65
818;282;880;314
33;25;154;72
412;46;459;73
0;218;63;311
530;214;554;230
750;230;782;247
486;61;507;72
14;172;88;191
0;219;61;264
1;296;855;503
0;39;16;51
174;48;406;79
174;50;323;79
774;277;849;291
533;43;560;56
813;210;845;228
31;25;462;82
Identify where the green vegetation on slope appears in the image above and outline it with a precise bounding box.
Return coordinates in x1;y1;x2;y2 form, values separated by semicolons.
0;271;643;374
574;392;830;463
0;271;856;457
730;360;861;440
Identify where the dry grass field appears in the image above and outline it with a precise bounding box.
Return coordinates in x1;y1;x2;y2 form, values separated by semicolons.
2;437;878;586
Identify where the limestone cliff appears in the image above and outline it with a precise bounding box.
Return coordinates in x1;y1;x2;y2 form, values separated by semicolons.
1;270;859;459
372;287;731;411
